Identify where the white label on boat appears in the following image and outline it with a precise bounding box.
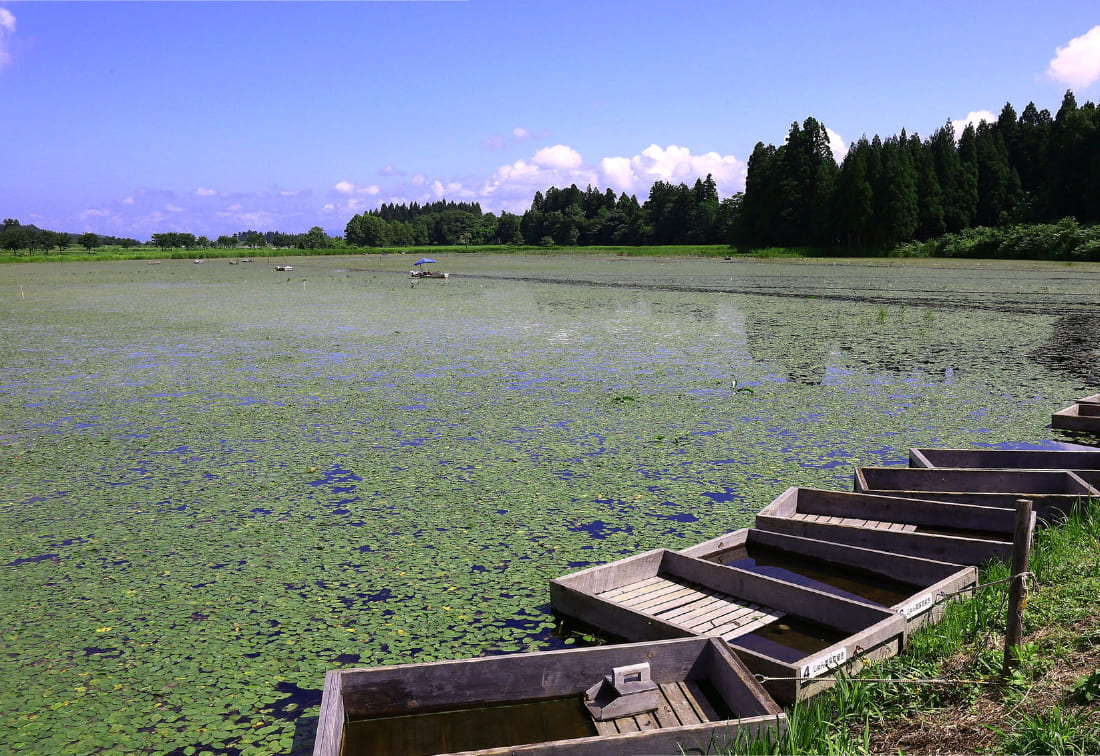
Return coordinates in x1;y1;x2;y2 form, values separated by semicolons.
800;647;847;679
900;593;934;619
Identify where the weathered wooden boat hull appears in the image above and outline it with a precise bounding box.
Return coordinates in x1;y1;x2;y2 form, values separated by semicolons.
853;468;1099;522
909;447;1100;471
678;527;977;631
754;487;1020;565
1052;401;1100;434
314;636;785;756
551;549;906;703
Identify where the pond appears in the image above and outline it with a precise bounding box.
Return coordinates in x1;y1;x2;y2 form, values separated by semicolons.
1;253;1097;754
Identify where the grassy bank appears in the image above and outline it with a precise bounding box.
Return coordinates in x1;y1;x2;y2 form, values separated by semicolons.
731;499;1100;755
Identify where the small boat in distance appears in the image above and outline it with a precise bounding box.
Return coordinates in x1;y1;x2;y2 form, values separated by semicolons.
275;265;293;271
409;257;449;279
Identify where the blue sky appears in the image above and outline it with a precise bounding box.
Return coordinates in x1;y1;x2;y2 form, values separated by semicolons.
1;1;1099;240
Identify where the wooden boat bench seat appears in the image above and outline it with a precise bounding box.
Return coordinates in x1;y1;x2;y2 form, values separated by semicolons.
591;680;723;736
787;512;918;532
595;574;785;639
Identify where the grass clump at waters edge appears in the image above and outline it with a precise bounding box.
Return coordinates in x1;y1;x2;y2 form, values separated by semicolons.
724;497;1100;755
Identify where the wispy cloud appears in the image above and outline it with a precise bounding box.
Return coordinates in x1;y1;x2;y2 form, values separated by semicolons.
1047;25;1100;90
194;187;218;197
483;125;545;150
333;180;380;195
0;7;16;69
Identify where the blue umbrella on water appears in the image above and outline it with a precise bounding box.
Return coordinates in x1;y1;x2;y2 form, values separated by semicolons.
413;258;437;266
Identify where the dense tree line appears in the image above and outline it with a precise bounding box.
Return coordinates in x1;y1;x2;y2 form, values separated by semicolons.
344;177;739;247
151;227;341;250
346;200;504;247
738;91;1100;250
1;219;139;253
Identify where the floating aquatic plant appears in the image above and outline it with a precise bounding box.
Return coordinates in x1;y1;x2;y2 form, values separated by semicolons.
0;254;1094;754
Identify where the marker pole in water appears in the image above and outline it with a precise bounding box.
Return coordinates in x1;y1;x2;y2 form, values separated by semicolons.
1002;497;1033;678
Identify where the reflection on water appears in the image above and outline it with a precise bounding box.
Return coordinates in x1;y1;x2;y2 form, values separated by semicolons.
733;616;847;664
713;544;917;607
1029;314;1100;386
342;696;596;756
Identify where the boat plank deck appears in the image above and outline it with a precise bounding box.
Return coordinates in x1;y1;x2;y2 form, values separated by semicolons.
597;574;785;642
590;680;714;735
789;512;917;533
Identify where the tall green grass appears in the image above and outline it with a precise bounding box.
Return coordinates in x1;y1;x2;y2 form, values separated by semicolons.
724;498;1100;755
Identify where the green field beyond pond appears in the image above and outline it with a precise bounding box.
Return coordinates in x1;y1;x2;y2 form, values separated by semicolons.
2;254;1099;754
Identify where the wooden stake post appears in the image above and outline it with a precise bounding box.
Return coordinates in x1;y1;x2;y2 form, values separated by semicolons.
1002;498;1033;678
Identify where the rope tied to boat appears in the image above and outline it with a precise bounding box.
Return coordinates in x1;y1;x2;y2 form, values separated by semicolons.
752;672;998;685
935;570;1039;604
751;570;1039;689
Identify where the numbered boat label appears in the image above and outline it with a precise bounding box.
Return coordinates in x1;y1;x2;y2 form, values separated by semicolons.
899;593;934;619
800;647;847;679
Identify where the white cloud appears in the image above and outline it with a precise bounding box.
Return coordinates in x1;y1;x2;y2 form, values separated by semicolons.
596;144;746;196
411;173;427;187
0;7;15;68
1048;25;1100;89
121;196;135;205
826;127;848;164
333;180;380;195
598;156;635;191
512;127;532;140
463;143;746;213
532;144;583;169
194;187;217;197
78;209;110;220
951;110;996;135
165;204;185;213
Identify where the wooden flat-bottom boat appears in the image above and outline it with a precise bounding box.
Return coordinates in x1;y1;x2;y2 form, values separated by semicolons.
314;637;785;756
909;447;1100;471
551;549;905;703
754;487;1020;565
1052;400;1100;434
853;468;1099;522
678;527;976;631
